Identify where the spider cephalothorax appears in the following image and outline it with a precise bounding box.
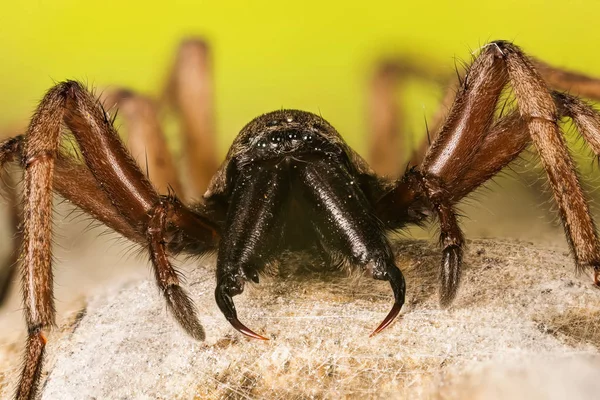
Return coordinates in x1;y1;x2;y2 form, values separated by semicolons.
3;40;600;400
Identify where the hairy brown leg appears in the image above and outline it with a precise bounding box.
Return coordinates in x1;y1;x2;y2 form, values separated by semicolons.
437;98;600;288
148;198;205;340
15;87;63;399
0;135;144;243
11;81;216;400
379;42;600;303
102;90;183;195
162;38;218;198
369;47;600;180
447;93;600;286
386;42;600;303
448;91;600;202
412;43;509;304
499;43;600;279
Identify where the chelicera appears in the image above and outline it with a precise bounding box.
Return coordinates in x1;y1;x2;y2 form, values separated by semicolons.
2;40;600;399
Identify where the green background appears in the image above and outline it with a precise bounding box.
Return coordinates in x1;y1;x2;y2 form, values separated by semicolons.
1;0;598;156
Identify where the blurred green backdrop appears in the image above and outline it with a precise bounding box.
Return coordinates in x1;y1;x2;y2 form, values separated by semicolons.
0;0;599;156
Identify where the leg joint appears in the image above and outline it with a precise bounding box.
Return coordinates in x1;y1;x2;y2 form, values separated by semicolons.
24;150;56;169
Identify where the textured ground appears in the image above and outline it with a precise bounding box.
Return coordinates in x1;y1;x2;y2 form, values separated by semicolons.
2;236;599;399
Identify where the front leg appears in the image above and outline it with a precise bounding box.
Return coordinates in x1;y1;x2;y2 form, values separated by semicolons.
12;81;218;400
378;41;600;307
376;43;507;305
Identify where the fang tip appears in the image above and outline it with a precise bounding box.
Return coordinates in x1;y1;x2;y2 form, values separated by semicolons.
369;302;402;337
229;317;269;341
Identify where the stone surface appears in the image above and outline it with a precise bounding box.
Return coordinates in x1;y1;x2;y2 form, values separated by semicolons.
1;238;600;399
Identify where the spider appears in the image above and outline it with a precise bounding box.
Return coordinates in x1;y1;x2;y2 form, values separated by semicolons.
2;39;600;400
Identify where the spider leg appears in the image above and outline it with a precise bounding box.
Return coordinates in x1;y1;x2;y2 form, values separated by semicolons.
448;91;600;201
392;51;600;173
381;42;600;305
500;42;600;280
162;38;218;198
148;198;206;340
447;93;600;285
553;92;600;156
415;43;508;305
101;89;183;195
8;81;217;399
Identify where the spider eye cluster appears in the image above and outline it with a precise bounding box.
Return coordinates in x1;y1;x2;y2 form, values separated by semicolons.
249;129;326;161
233;109;345;167
255;130;314;149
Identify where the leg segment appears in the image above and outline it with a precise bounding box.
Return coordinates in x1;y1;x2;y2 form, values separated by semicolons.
16;86;62;400
417;43;508;303
148;198;205;340
296;158;406;335
553;92;600;156
412;172;465;306
422;44;508;182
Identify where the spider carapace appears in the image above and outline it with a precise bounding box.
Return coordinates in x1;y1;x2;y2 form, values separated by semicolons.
4;40;600;400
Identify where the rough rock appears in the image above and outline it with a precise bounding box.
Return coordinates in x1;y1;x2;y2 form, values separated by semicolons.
1;238;599;399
